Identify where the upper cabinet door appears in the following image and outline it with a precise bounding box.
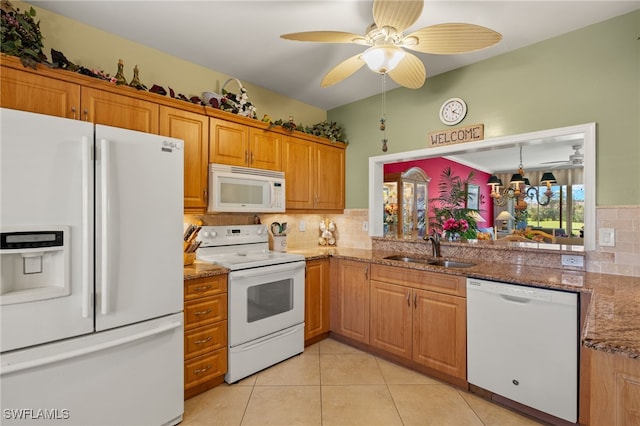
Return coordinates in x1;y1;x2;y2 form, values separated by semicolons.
81;87;159;133
315;144;345;210
209;118;249;166
282;136;315;209
248;128;282;171
159;106;209;211
0;67;80;119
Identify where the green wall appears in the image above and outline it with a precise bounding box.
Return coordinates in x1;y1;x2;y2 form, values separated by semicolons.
329;10;640;209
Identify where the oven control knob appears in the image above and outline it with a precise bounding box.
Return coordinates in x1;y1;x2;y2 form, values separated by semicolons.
203;231;217;238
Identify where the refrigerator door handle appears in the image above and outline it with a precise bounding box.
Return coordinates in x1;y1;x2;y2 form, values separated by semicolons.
100;138;110;315
81;137;91;318
1;321;182;376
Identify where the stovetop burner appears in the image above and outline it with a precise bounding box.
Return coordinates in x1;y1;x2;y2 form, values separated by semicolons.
195;225;304;270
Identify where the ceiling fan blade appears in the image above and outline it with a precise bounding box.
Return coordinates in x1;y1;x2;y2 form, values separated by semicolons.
541;160;569;165
281;31;365;44
321;54;366;87
404;23;502;54
373;0;423;33
387;51;426;89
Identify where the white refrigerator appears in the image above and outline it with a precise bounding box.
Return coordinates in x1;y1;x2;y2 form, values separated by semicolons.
0;108;184;425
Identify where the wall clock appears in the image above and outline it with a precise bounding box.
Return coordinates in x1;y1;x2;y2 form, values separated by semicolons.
439;98;467;126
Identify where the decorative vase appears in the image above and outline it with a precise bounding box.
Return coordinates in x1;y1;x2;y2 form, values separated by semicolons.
447;232;461;242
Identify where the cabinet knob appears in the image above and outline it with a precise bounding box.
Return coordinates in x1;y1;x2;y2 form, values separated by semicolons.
71;106;77;120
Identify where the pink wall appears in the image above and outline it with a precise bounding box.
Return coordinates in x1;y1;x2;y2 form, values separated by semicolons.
384;158;494;228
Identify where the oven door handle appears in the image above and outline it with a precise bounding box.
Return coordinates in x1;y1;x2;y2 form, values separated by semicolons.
229;261;305;279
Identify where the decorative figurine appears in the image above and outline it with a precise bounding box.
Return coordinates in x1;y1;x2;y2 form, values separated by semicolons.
319;218;337;246
114;59;128;85
128;65;147;90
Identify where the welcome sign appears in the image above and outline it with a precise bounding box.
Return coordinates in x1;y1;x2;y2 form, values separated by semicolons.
427;123;484;147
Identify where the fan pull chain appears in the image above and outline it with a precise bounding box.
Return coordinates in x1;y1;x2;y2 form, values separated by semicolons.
380;73;388;152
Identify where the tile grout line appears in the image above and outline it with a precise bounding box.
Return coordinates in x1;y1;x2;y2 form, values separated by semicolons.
375;356;407;426
456;388;488;426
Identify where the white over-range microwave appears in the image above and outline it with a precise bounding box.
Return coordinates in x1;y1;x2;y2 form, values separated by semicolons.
208;163;286;213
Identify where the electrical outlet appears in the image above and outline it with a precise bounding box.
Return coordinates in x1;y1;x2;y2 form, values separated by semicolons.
362;221;369;232
561;255;584;268
599;228;615;247
561;274;584;287
299;220;306;232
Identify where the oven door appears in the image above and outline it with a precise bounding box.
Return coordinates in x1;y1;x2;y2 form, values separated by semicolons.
228;261;305;347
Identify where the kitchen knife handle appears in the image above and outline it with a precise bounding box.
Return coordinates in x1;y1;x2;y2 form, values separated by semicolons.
100;139;110;315
81;137;91;318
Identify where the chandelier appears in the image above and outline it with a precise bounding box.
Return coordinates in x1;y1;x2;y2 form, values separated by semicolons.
487;147;557;211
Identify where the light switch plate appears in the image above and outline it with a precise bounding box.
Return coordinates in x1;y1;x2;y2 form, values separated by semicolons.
599;228;615;247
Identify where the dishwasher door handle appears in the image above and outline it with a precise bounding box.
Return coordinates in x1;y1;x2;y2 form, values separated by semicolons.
500;294;532;304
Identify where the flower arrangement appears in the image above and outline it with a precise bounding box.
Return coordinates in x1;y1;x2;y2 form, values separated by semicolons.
1;0;46;68
429;167;480;240
442;218;469;240
220;80;256;118
384;203;398;224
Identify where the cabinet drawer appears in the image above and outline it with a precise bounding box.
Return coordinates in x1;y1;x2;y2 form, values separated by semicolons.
370;264;465;297
184;295;227;330
184;321;227;360
184;275;227;300
184;349;227;389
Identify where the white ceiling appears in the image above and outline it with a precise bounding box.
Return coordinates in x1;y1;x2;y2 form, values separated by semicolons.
31;1;639;111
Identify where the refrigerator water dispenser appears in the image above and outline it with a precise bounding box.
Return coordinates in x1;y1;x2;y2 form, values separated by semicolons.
0;225;70;305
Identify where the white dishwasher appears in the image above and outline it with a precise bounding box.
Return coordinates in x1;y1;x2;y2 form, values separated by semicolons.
466;278;578;423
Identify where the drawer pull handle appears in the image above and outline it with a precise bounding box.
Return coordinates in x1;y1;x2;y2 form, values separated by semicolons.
414;293;417;308
193;285;212;292
194;336;212;345
193;365;212;375
194;309;212;316
406;292;410;307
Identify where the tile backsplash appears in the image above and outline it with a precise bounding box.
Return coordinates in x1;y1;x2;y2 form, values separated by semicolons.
185;205;639;277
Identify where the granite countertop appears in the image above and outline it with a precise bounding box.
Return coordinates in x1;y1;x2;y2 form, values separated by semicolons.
183;261;229;280
185;247;640;359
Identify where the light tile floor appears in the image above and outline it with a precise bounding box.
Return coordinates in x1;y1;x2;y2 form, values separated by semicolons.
182;338;543;426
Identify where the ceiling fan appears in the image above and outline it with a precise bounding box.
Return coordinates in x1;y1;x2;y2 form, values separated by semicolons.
542;145;585;168
280;0;502;89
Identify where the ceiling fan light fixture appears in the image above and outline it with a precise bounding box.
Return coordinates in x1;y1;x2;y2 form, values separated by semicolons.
361;45;405;74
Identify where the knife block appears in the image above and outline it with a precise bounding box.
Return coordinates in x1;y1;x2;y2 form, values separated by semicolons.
183;241;196;266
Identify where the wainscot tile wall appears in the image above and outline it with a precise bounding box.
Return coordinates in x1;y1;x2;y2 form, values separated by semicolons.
185;205;639;278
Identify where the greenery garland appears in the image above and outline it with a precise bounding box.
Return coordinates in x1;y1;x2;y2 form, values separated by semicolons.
1;0;46;68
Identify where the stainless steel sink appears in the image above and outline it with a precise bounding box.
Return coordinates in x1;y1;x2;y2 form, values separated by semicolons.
426;259;475;268
383;255;429;263
383;255;475;268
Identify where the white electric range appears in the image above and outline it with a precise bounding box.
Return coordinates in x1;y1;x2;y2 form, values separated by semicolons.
196;225;306;383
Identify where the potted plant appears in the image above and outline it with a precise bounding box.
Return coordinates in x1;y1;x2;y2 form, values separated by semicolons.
429;167;480;240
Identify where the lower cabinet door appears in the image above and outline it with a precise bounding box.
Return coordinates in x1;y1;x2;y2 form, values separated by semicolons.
370;280;412;359
413;289;467;380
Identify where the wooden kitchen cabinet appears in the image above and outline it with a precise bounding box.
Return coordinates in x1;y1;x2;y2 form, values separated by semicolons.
209;118;282;170
1;55;157;133
0;65;81;119
370;280;413;359
160;106;209;211
412;287;466;379
330;258;370;344
248;127;282;170
304;258;330;345
369;264;467;382
590;349;640;425
283;136;345;211
183;274;228;399
81;86;159;133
